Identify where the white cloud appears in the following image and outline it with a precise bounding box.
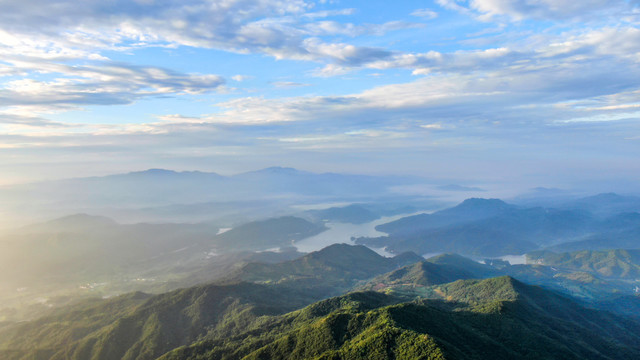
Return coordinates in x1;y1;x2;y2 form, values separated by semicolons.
159;31;640;128
411;8;439;19
311;64;353;77
438;0;633;21
0;60;225;118
0;0;404;67
231;75;253;82
421;123;444;129
302;8;357;19
272;81;311;88
302;38;392;65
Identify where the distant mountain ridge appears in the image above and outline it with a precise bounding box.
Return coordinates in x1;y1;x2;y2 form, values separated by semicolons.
0;166;432;225
357;195;640;257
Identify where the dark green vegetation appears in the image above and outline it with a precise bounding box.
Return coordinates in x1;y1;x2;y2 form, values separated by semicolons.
4;244;640;359
358;250;640;308
3;191;640;359
167;277;640;360
356;196;640;257
226;244;423;297
0;283;316;360
0;244;422;359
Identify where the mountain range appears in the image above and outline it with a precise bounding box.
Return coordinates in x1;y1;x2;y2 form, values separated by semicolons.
0;214;323;321
0;167;435;226
3;244;640;359
356;197;640;257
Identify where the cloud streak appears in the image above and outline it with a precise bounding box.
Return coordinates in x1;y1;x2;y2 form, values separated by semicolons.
437;0;635;21
0;0;639;189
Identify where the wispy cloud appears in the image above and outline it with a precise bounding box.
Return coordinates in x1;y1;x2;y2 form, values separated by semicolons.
0;59;225;122
437;0;635;21
411;8;439;19
272;81;311;88
1;0;639;187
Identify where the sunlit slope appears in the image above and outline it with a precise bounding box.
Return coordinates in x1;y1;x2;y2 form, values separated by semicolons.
3;244;640;359
164;277;640;360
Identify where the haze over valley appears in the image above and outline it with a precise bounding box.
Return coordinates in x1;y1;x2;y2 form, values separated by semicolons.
2;0;640;358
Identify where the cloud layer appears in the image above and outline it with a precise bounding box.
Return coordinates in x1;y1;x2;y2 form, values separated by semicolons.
0;0;639;189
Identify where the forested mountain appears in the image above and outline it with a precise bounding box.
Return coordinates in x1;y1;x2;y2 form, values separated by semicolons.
3;244;640;359
526;249;640;279
226;244;423;297
356;196;640;257
4;189;640;359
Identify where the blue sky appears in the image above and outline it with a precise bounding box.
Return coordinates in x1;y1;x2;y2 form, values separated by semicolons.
0;0;639;191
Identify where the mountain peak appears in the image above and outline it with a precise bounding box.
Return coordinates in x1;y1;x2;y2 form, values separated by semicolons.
458;198;510;208
253;166;305;175
26;213;118;233
129;168;178;176
309;243;381;262
432;198;514;220
262;166;300;173
235;166;310;178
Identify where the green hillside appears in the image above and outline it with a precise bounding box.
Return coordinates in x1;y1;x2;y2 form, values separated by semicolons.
358;261;476;296
162;277;640;360
527;249;640;279
0;283;316;360
4;244;640;360
226;244;423;297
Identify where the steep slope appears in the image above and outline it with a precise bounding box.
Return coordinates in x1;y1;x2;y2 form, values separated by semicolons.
426;254;502;278
359;261;476;294
4;245;640;360
357;254;500;297
226;244;423;297
162;277;640;360
0;292;152;360
0;283;317;360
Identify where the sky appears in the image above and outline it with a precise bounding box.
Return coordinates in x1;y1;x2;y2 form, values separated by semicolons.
1;0;640;189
